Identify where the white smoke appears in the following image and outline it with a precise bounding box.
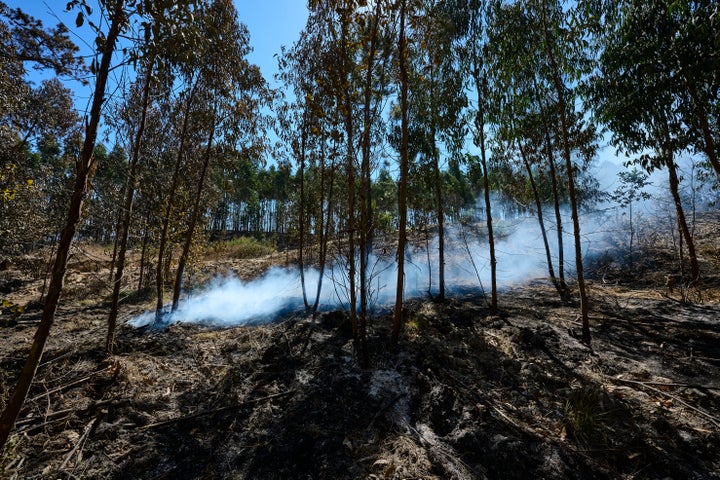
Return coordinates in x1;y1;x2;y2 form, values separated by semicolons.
129;206;618;328
129;267;329;327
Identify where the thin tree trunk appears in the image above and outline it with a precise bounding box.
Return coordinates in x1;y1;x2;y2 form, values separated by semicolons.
533;78;568;297
155;76;200;321
298;116;309;311
0;0;124;449
339;7;359;354
107;61;154;354
629;200;634;271
172;111;218;312
664;139;700;284
518;140;559;295
312;157;335;316
541;113;568;296
358;0;382;367
137;218;150;291
431;131;445;300
541;6;590;344
392;0;408;345
474;76;497;311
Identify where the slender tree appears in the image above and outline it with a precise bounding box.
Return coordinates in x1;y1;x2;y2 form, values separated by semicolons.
465;0;497;309
536;0;592;343
171;0;269;311
392;0;409;345
107;61;155;354
0;0;126;448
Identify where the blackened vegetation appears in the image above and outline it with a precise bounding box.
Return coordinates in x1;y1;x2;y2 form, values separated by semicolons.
1;279;719;479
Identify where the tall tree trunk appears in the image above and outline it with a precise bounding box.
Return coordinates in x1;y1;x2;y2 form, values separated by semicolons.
533;78;568;297
518;140;559;296
474;83;496;310
664;137;700;284
541;7;591;344
298;116;310;311
137;218;150;291
540;112;568;297
358;0;382;367
0;0;125;449
107;62;154;354
546;134;567;293
312;155;335;315
431;130;445;300
172;112;218;312
155;76;200;321
339;9;359;354
470;24;497;311
392;0;408;345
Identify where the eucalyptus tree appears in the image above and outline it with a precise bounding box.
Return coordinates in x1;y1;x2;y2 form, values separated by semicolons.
486;0;598;342
625;0;719;183
392;0;410;345
106;63;158;352
533;0;597;343
0;3;82;236
109;0;208;348
485;0;569;301
274;99;312;310
306;0;364;344
0;81;80;249
588;0;704;285
463;0;497;308
170;0;271;313
277;8;342;317
403;0;468;300
152;0;243;321
154;69;203;321
356;0;394;364
0;0;198;449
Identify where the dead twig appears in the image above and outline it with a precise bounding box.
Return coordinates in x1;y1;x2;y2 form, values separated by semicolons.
141;389;295;430
59;411;105;471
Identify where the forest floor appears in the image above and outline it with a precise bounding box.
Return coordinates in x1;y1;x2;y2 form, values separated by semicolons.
1;214;720;479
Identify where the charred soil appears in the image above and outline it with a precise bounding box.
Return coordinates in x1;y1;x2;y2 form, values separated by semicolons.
1;225;720;479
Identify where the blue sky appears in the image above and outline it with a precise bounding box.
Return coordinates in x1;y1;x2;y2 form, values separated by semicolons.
13;1;308;101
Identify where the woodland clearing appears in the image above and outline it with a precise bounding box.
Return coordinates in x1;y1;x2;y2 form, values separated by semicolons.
1;216;720;479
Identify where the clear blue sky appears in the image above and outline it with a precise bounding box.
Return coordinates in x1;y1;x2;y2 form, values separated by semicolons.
12;1;308;102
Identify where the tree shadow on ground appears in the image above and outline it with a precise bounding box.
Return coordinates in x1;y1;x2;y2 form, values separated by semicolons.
95;288;720;480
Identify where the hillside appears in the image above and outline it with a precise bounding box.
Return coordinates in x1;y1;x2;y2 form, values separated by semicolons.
1;217;720;479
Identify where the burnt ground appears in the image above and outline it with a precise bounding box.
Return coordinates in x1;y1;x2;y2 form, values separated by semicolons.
1;220;720;479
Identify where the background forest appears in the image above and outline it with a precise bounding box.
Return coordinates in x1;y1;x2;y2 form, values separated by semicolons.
1;0;719;477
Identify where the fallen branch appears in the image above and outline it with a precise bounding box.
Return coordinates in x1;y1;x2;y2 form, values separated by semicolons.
614;379;720;393
28;365;114;404
611;377;720;427
142;390;295;430
16;407;74;427
59;411;105;471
